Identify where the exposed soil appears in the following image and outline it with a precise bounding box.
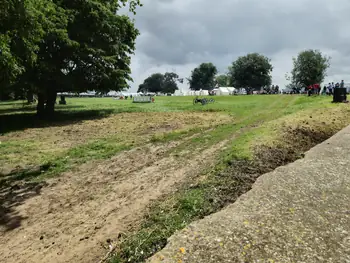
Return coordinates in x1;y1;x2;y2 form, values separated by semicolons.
213;126;337;208
0;131;230;263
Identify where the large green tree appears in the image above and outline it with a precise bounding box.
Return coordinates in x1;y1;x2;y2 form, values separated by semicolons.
1;0;141;116
290;49;330;88
228;53;273;93
137;72;179;94
188;63;217;90
215;74;229;87
0;0;46;86
138;73;164;93
162;72;180;94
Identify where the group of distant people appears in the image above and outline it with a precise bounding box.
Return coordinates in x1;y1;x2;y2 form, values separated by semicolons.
308;80;345;96
261;84;280;94
324;80;345;95
307;83;321;96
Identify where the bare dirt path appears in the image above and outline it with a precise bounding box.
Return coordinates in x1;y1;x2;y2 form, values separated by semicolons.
0;134;229;263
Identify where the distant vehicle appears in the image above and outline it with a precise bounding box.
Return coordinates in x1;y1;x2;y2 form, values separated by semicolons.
236;88;247;95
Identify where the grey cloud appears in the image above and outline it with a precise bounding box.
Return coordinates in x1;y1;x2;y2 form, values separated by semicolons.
129;0;350;88
136;0;349;62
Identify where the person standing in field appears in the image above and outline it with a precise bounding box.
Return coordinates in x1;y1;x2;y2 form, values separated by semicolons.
328;83;333;95
307;85;312;96
314;83;320;95
340;80;345;89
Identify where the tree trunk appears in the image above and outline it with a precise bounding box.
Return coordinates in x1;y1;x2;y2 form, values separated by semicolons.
45;89;57;117
37;93;45;117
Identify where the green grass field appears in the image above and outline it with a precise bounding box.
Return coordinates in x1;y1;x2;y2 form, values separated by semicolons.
1;95;350;263
0;95;341;176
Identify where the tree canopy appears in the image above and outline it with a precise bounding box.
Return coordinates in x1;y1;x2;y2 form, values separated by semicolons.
1;0;141;116
215;74;229;87
188;63;217;90
0;0;47;86
137;72;180;94
228;53;273;93
290;49;330;88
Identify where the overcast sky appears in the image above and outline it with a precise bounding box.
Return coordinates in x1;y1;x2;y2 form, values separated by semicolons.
126;0;350;92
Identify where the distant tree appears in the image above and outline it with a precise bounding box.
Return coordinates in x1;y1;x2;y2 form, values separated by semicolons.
290;49;330;88
215;74;229;87
228;53;273;94
188;63;218;90
138;83;147;93
137;72;179;94
138;73;164;93
162;72;179;94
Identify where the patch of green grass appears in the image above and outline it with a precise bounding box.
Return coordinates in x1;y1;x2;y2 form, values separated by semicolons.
1;137;132;184
40;138;132;176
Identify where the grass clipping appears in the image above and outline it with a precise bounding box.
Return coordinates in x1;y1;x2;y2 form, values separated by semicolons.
110;105;350;263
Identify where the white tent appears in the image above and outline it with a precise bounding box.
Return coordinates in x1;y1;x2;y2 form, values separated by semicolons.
187;90;200;96
217;87;230;95
199;90;209;96
226;87;236;94
174;90;184;96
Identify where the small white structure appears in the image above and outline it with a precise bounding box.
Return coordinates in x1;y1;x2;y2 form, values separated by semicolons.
199;89;209;96
107;91;119;97
174;90;184;96
226;87;236;95
186;90;198;96
217;87;230;96
133;96;153;103
236;88;247;95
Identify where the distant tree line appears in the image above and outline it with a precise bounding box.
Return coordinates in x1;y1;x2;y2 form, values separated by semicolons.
139;50;331;95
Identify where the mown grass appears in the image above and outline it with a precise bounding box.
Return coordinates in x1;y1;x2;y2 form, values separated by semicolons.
110;102;350;263
0;95;338;184
0;94;328;118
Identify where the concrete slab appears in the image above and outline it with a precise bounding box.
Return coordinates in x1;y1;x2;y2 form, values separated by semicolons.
148;125;350;263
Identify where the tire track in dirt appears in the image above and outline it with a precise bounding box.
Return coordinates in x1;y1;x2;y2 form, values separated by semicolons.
0;131;232;263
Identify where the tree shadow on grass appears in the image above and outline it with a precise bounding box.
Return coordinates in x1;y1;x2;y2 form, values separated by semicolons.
0;104;87;115
0;165;51;231
0;181;46;231
0;108;115;134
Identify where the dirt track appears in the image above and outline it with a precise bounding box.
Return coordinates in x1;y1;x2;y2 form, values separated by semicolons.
0;133;229;263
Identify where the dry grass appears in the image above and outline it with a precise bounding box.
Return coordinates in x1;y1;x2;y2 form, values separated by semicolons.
0;112;233;174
